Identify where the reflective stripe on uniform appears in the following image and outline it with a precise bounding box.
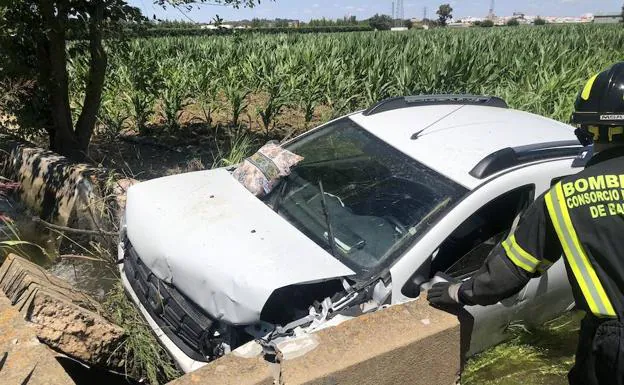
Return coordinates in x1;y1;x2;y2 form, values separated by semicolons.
537;258;553;274
502;234;541;273
545;183;616;318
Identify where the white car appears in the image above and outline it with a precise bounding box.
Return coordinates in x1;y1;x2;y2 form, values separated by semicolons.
119;95;582;373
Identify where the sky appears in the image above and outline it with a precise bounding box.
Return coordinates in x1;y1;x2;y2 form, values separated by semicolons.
128;0;622;23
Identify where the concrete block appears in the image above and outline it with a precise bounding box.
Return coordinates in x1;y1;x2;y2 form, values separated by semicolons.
169;297;460;385
167;353;275;385
282;298;460;385
0;292;75;385
0;135;127;228
0;254;99;311
0;255;125;368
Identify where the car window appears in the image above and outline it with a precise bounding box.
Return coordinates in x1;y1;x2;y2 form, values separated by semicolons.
431;185;535;281
267;117;469;280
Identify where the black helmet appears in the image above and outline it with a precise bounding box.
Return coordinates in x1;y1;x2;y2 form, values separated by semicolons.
572;62;624;146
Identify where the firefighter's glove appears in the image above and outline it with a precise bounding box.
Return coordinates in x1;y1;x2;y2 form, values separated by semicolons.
427;282;463;308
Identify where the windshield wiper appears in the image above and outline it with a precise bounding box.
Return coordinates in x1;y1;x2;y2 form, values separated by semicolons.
318;179;340;260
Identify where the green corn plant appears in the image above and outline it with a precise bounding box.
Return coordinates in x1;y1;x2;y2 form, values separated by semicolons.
295;50;325;127
97;98;129;139
192;62;220;128
158;58;192;131
84;24;624;140
251;56;293;138
97;63;129;139
222;67;251;128
119;48;162;135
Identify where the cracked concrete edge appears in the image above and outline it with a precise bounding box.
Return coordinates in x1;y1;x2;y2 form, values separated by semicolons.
24;290;125;367
0;292;76;385
0;254;126;368
168;297;460;385
0;254;100;311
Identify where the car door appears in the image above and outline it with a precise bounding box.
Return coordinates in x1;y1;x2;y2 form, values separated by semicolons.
390;158;578;355
432;184;538;355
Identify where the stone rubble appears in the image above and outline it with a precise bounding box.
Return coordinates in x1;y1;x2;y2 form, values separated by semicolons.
0;254;125;369
0;290;75;385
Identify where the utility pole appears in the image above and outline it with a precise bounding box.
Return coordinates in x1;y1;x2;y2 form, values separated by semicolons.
393;0;404;27
488;0;496;20
423;6;428;21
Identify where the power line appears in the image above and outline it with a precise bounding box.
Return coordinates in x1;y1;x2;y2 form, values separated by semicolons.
391;0;404;27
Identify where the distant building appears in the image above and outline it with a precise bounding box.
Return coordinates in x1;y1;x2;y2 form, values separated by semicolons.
390;27;409;31
454;16;485;25
594;13;622;24
200;24;234;30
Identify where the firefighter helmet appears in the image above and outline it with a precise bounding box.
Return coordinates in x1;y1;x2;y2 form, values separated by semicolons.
572;62;624;146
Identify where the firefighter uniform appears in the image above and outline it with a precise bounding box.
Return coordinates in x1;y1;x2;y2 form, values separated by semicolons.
428;62;624;385
458;146;624;385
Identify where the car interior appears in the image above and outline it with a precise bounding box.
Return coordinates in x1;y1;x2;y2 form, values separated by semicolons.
273;156;462;273
402;185;535;297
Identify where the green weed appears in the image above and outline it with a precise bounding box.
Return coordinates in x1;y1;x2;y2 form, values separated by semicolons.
463;312;583;385
104;282;181;385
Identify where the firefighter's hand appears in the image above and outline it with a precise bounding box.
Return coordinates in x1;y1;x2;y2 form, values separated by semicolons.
427;282;463;308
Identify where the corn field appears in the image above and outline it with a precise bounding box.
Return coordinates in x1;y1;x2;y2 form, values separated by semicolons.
67;24;624;139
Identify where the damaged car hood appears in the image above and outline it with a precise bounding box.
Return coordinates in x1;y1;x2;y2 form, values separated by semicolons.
124;168;355;325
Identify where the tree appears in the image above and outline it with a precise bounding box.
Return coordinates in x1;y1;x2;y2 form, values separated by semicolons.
506;18;520;26
436;4;453;27
534;17;547;25
368;14;393;31
477;19;494;27
0;0;265;161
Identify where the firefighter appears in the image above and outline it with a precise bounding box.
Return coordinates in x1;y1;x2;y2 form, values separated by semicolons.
428;62;624;385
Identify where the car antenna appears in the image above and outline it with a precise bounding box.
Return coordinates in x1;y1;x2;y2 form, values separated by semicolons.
411;105;465;140
318;179;340;259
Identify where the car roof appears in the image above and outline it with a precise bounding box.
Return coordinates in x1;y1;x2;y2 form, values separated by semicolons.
349;104;578;189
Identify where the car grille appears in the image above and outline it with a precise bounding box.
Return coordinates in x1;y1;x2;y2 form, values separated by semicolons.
123;242;215;362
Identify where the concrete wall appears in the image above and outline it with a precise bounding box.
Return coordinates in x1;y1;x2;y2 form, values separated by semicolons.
169;298;460;385
0;134;135;229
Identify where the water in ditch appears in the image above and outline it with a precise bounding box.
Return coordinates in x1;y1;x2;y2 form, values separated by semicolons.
0;195;119;301
1;196;133;384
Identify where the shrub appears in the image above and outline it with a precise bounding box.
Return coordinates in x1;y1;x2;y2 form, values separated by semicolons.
507;18;520;27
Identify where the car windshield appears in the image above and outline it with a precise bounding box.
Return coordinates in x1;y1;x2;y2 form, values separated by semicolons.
266;117;468;278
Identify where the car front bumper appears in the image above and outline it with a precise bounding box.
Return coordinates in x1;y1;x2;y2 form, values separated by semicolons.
119;263;208;374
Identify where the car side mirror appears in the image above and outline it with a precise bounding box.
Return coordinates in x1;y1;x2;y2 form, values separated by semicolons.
401;253;434;298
